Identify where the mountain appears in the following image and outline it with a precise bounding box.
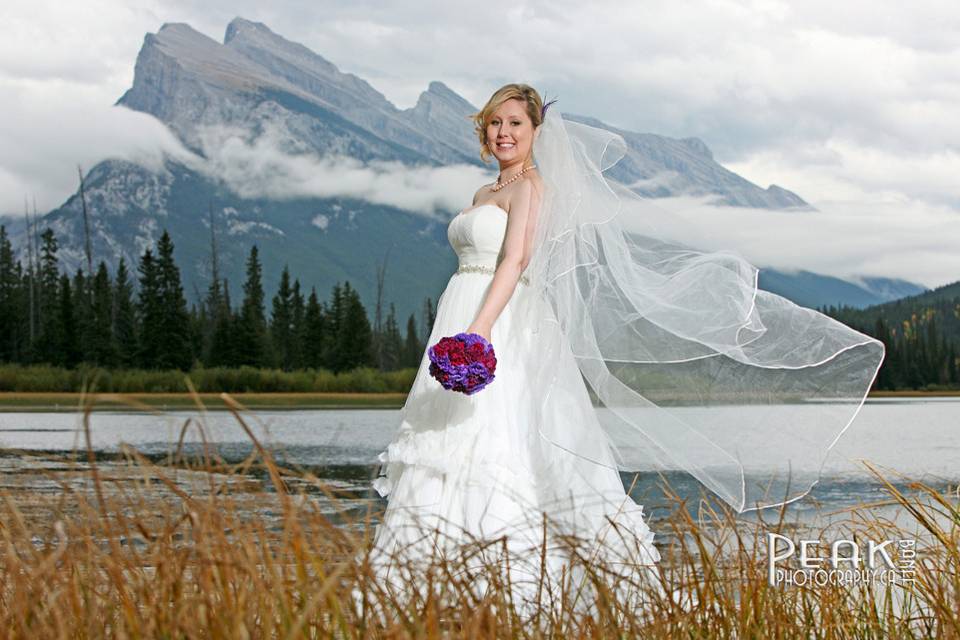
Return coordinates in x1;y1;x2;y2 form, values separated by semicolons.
6;16;926;329
757;269;926;310
116;20;476;164
563;113;811;209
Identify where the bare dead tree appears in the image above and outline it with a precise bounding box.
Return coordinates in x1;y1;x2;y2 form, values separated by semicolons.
23;198;36;342
192;281;205;312
208;200;222;312
373;246;391;369
30;198;42;339
77;165;94;277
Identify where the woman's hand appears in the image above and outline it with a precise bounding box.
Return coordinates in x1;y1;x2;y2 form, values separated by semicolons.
466;322;492;343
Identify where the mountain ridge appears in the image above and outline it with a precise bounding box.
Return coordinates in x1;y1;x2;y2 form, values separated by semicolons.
8;16;927;329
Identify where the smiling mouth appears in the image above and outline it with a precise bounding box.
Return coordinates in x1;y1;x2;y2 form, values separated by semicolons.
496;142;515;149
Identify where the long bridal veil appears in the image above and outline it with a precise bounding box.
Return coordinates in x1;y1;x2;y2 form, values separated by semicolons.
514;107;885;513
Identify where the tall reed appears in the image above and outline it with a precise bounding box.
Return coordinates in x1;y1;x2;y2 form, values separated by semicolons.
0;382;956;638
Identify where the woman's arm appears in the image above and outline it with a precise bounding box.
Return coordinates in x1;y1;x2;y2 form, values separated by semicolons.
466;178;541;341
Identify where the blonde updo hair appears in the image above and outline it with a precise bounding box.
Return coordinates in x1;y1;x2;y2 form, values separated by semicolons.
470;83;550;164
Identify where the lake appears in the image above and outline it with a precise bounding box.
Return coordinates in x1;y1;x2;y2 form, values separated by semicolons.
1;396;957;526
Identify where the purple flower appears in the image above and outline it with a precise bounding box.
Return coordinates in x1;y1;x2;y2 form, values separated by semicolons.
428;332;498;394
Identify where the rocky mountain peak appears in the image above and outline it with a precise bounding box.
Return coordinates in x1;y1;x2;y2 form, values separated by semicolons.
222;16;393;115
150;21;244;68
411;81;474;113
680;136;713;160
223;17;273;44
426;81;463;101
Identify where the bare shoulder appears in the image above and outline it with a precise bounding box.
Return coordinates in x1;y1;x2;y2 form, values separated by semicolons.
472;182;495;205
525;169;544;197
503;174;542;218
518;170;544;203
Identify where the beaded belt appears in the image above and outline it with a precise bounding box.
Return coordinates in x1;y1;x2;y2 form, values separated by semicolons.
456;263;530;286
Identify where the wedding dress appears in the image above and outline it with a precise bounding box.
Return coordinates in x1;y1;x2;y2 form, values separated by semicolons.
365;202;661;614
359;107;884;617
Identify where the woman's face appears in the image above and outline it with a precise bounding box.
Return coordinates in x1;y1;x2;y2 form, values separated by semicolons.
486;98;537;166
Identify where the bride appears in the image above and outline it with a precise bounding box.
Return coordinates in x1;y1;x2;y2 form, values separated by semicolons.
361;83;885;615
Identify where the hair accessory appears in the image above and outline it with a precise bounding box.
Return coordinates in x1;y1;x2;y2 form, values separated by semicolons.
541;98;558;120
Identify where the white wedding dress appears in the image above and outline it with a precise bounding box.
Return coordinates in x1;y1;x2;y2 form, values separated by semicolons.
365;202;661;615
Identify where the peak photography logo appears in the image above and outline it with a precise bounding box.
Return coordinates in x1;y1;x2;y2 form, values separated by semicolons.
767;533;916;588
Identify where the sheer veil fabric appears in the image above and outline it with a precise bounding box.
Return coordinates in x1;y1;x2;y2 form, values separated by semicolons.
514;108;886;513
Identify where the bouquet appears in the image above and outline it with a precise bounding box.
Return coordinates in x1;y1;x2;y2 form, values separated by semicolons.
428;332;497;395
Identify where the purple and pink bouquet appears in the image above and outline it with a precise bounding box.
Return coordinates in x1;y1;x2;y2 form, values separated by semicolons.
428;332;497;395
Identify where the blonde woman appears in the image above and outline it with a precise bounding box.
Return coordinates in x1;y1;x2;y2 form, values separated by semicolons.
363;82;884;617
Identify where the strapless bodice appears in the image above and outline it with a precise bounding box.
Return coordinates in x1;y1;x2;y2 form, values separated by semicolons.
447;204;509;269
447;203;531;285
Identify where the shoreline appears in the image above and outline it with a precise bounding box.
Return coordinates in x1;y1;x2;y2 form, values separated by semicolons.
0;391;408;412
0;388;955;412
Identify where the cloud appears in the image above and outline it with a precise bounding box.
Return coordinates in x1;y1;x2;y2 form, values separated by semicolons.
0;78;195;214
622;193;959;290
0;0;956;289
188;121;492;216
727;141;960;211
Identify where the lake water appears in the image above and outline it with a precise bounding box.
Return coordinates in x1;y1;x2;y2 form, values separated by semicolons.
1;397;957;525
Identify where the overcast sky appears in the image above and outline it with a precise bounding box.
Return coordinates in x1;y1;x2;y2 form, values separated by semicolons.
1;0;957;288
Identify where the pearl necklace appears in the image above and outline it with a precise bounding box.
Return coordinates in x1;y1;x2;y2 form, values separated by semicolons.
492;163;536;192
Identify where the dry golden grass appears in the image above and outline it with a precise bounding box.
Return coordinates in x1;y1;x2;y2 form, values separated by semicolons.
0;381;957;638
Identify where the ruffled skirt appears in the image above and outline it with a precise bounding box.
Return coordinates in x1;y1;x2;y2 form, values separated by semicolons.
364;268;662;616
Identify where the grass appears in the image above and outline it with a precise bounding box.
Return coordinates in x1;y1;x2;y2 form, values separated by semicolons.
0;391;407;411
1;388;952;413
0;363;955;408
0;363;419;396
0;384;957;638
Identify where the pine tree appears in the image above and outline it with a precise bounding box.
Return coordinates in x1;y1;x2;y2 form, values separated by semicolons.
209;278;235;367
290;279;305;370
270;265;294;370
35;228;61;363
201;277;221;364
58;274;80;367
237;245;269;366
336;281;373;372
324;283;344;371
420;296;436;344
113;257;138;368
0;226;19;361
71;267;90;364
302;287;326;370
85;261;117;367
948;342;958;386
201;275;221;364
187;301;205;368
203;200;223;364
402;313;422;368
873;317;892;390
381;302;402;370
155;230;193;370
12;261;28;362
136;248;162;368
38;229;59;309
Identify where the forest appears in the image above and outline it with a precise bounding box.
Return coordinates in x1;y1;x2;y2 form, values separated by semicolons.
0;223;956;392
0;224;434;390
819;282;960;391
